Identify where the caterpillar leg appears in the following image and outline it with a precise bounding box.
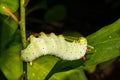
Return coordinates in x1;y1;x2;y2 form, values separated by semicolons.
87;48;92;53
87;45;94;53
87;45;94;49
30;61;33;66
82;56;87;61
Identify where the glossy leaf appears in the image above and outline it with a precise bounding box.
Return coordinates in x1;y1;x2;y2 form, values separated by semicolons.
85;19;120;66
87;19;120;45
0;0;19;15
85;38;120;66
0;42;22;79
0;15;18;50
27;56;59;80
45;19;120;79
49;69;87;80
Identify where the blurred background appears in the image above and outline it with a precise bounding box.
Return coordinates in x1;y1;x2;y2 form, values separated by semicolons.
26;0;120;35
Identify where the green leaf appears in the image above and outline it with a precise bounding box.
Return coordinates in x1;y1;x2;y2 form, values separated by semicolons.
0;42;23;79
87;19;120;45
49;69;87;80
43;59;86;80
46;19;120;78
85;38;120;66
44;5;66;22
0;0;19;15
27;56;59;80
84;65;97;73
0;14;18;50
85;19;120;66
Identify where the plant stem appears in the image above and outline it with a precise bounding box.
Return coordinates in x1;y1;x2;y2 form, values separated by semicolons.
20;0;27;80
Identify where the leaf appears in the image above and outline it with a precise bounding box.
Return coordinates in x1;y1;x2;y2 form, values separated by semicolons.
44;19;120;79
0;42;23;79
49;69;87;80
0;0;19;15
85;38;120;66
44;60;85;80
27;56;59;80
0;14;18;50
87;19;120;45
85;19;120;66
44;5;66;22
84;65;97;73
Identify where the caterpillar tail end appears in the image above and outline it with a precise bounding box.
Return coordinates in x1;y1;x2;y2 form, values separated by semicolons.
29;35;35;42
20;54;27;62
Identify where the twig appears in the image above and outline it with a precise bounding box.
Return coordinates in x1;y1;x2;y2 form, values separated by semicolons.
2;6;19;23
20;0;27;80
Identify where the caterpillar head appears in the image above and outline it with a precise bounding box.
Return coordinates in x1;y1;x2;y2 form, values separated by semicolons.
21;36;40;62
21;44;35;62
78;37;87;57
78;37;87;44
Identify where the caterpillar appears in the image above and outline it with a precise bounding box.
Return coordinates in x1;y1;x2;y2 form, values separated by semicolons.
21;32;87;62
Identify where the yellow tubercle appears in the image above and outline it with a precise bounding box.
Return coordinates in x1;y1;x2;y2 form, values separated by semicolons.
50;32;55;35
40;32;46;35
29;35;35;42
79;37;87;44
58;35;64;38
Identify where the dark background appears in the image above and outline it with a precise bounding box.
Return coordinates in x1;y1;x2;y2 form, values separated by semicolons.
26;0;120;36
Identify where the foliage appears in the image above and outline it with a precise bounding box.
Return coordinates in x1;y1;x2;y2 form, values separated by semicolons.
0;0;120;80
0;0;18;15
